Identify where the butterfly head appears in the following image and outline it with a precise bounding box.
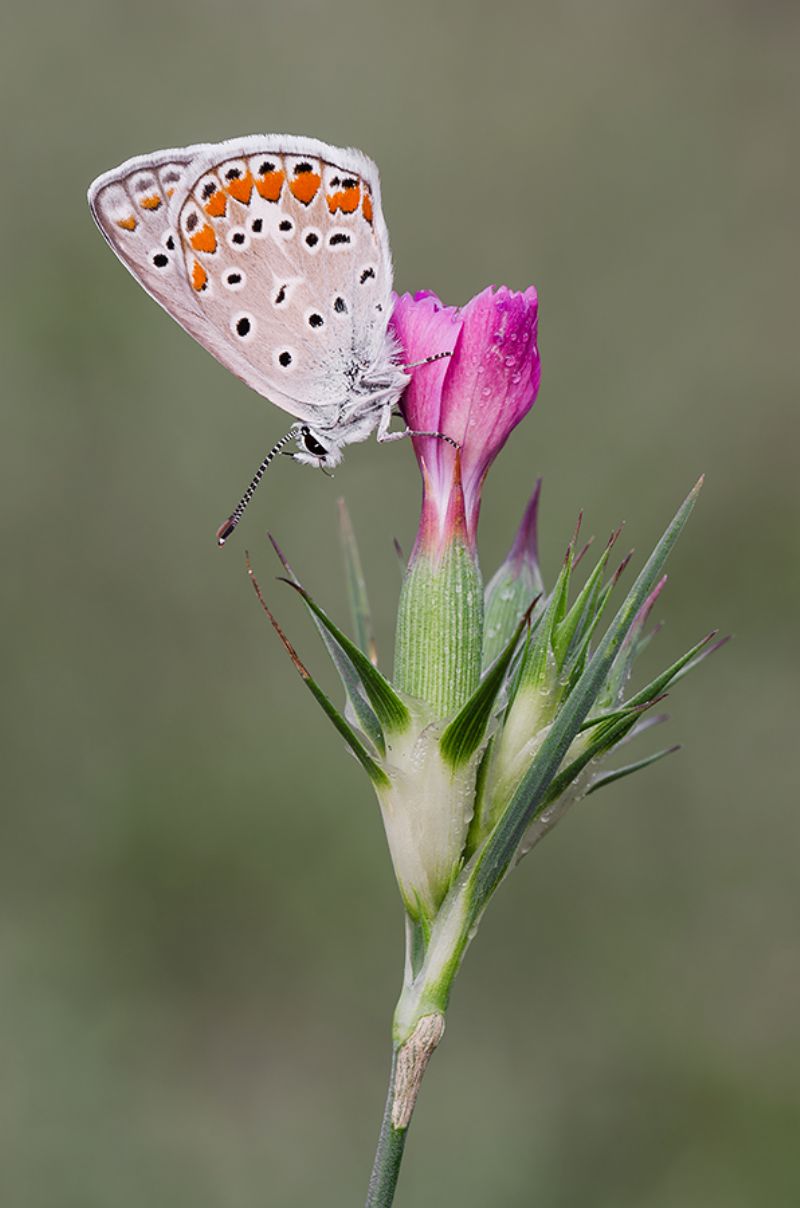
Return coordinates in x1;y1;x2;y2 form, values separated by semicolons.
292;423;344;469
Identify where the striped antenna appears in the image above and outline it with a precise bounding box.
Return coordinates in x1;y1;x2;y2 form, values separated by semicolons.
215;428;296;547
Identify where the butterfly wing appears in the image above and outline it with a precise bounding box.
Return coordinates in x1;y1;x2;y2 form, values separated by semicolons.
88;135;394;427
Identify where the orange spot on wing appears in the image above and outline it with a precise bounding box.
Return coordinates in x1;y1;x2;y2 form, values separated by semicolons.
290;172;321;205
166;187;175;198
140;194;162;211
116;215;138;231
256;169;285;201
204;191;227;218
327;184;361;214
190;223;217;254
191;260;208;292
362;191;374;224
226;172;254;204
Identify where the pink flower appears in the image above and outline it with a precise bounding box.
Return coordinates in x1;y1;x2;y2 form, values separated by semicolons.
390;286;541;556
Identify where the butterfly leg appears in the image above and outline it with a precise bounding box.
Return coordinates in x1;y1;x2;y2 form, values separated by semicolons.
376;405;460;449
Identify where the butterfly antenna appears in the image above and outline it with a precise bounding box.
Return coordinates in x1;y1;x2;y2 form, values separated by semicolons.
215;429;296;547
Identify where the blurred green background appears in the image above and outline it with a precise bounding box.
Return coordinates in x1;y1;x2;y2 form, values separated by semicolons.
2;1;799;1204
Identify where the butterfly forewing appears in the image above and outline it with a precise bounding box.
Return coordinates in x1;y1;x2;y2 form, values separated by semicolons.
88;135;395;428
174;140;392;411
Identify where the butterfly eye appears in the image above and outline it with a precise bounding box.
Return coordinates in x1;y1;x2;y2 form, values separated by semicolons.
301;428;328;457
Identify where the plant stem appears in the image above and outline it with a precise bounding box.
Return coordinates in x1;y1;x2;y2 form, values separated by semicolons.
365;1050;408;1208
365;1015;446;1207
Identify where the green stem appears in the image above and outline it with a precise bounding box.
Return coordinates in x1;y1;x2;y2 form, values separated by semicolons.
365;1013;446;1207
365;1050;408;1208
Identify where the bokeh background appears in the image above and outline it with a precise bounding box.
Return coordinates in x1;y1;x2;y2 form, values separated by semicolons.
2;1;799;1204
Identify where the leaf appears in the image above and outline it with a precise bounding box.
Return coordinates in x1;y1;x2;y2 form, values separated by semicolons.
625;632;729;707
440;601;538;769
246;557;389;788
338;498;378;666
586;745;681;795
467;478;703;916
279;577;412;734
600;575;668;706
552;527;621;668
539;699;665;809
269;536;385;754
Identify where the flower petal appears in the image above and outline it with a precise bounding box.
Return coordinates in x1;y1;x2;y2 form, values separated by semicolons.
441;286;540;535
390;291;463;502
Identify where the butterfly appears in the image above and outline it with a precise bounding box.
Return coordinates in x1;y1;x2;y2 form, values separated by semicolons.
88;134;452;544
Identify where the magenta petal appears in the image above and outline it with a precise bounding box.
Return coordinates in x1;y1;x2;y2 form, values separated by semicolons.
391;284;541;558
389;292;463;503
440;286;540;534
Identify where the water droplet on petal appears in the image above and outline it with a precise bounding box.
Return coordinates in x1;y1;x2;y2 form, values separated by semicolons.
511;371;522;383
505;356;516;367
481;385;492;397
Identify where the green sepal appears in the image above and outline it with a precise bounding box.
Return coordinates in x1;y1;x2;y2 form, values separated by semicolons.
586;745;681;796
467;478;703;916
269;536;385;754
440;603;537;769
246;560;390;788
280;578;412;734
338;498;378;666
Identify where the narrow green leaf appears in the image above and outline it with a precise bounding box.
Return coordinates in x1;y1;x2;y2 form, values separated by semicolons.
338;498;378;666
246;559;389;787
625;631;725;708
600;575;668;706
467;478;703;916
537;711;642;810
440;602;538;769
280;578;412;734
586;745;681;795
516;560;567;695
269;536;384;754
552;529;620;668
